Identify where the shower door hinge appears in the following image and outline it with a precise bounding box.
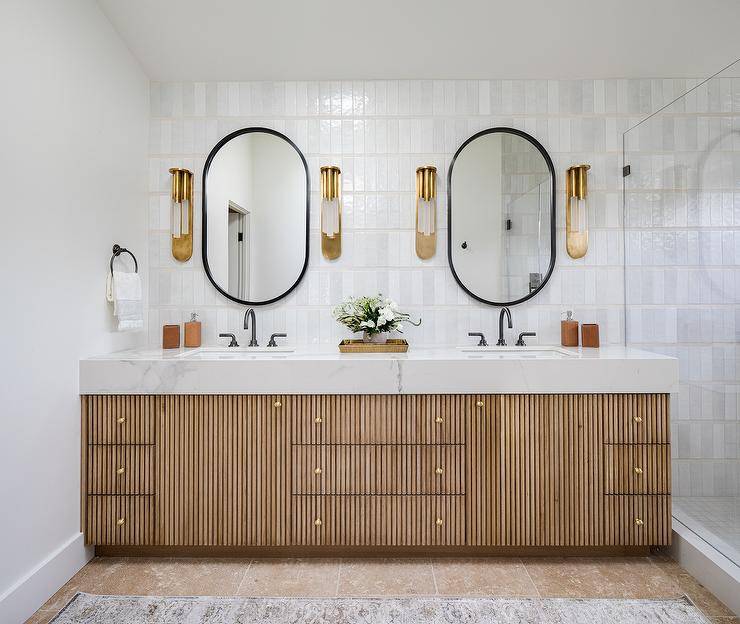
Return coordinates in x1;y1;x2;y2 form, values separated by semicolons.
622;165;631;177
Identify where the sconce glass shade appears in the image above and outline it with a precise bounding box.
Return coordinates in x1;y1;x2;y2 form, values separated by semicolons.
568;196;587;233
320;165;341;259
417;197;436;236
565;164;590;259
416;165;437;259
321;197;340;237
170;195;191;238
169;167;194;261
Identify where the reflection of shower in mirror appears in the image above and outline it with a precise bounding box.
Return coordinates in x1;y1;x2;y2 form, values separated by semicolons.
449;128;555;306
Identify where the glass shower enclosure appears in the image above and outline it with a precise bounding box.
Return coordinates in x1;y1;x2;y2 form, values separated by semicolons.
623;60;740;566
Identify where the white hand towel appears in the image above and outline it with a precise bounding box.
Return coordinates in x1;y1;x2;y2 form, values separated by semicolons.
111;270;143;331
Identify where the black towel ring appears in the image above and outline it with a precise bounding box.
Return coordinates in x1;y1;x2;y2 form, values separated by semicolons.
110;244;138;275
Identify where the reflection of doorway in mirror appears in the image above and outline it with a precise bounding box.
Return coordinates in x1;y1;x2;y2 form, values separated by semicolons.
227;201;250;300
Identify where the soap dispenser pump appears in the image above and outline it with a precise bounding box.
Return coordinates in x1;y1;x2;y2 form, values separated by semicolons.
561;310;579;347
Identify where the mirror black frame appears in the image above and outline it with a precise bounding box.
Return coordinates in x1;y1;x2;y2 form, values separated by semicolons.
202;127;310;306
447;127;556;307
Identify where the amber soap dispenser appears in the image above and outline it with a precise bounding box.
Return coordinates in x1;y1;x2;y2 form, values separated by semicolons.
561;310;579;347
184;312;202;348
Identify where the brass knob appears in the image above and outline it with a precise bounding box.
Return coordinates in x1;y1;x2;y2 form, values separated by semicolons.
435;416;443;424
634;518;644;526
273;400;282;408
633;467;643;475
435;518;443;527
314;518;322;526
117;416;125;424
634;415;643;423
435;467;444;475
116;518;125;526
315;417;322;423
314;467;322;475
476;400;484;408
116;466;125;475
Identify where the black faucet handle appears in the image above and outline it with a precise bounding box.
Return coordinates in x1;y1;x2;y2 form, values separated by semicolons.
219;333;239;347
468;332;488;347
267;332;287;347
515;331;537;347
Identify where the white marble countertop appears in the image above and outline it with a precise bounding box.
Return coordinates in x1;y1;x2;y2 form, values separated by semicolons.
79;345;679;395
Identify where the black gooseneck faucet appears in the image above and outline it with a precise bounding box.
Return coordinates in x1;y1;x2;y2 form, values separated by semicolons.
243;308;258;347
497;307;512;346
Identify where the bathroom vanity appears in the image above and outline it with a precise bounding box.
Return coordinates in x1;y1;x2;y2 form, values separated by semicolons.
78;122;680;555
79;347;677;554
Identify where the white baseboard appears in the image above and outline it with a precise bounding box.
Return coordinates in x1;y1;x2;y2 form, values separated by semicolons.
670;520;740;616
0;532;93;624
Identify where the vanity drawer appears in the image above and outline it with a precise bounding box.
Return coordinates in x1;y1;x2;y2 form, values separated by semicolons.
84;495;155;545
604;495;671;546
292;495;464;546
292;444;465;495
86;395;156;445
290;395;467;444
87;445;155;495
604;444;671;495
603;394;670;444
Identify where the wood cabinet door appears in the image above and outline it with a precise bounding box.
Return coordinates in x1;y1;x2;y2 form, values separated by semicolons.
469;394;605;546
157;395;290;546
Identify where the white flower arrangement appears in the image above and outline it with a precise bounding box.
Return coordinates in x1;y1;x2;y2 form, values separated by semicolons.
332;294;421;339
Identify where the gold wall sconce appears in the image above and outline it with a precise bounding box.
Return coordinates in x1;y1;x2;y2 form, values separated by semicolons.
169;167;193;262
565;164;590;259
415;165;437;260
320;165;341;260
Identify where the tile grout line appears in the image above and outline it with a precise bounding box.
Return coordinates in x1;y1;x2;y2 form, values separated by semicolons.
520;558;542;599
233;558;254;596
429;557;439;595
335;558;342;596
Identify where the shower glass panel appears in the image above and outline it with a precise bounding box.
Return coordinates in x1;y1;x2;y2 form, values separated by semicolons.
623;60;740;565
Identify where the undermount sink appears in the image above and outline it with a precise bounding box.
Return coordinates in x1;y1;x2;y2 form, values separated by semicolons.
458;345;577;359
180;346;295;359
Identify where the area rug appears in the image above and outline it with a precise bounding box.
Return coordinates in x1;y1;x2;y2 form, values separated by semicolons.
50;592;710;623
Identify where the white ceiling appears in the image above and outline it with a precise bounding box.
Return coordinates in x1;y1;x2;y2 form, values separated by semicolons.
97;0;740;81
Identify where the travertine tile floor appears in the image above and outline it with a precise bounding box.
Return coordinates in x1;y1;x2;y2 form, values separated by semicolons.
25;555;738;623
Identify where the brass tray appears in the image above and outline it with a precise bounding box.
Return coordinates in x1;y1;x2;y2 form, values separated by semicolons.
338;339;409;353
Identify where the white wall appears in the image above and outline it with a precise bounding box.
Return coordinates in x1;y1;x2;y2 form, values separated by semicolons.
450;133;504;300
247;133;307;300
0;1;148;621
206;136;252;286
205;132;306;302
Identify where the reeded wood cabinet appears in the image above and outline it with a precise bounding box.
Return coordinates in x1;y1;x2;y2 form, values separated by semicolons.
82;394;671;550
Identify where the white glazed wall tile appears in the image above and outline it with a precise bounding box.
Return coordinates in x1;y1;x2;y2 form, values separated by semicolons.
148;79;677;353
